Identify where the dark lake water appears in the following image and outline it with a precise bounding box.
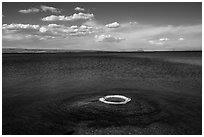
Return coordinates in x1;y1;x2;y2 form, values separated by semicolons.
2;52;202;135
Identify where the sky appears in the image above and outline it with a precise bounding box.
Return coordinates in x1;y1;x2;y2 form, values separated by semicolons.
2;2;202;51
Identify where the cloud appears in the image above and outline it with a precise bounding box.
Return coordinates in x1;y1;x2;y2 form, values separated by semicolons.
129;21;138;25
148;37;170;45
3;34;25;41
38;25;69;36
95;34;125;42
2;21;201;51
2;23;95;41
80;25;93;30
19;8;40;13
179;37;184;41
19;6;61;14
40;5;61;13
148;40;164;45
2;23;57;41
70;25;78;29
39;27;48;33
37;24;95;37
42;15;65;21
70;25;94;36
118;24;201;44
42;12;94;21
3;23;40;30
159;38;169;41
148;36;185;46
47;24;64;28
75;7;85;11
3;23;41;41
105;22;120;28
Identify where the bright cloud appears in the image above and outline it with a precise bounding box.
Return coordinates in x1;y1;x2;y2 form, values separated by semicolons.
19;6;61;14
70;25;78;29
105;22;120;28
3;24;41;41
70;25;95;36
19;8;40;13
40;5;61;13
37;24;95;37
148;37;169;45
179;37;184;41
42;12;94;21
2;21;201;51
3;23;40;30
129;22;138;25
159;38;169;41
95;34;125;42
75;7;85;11
3;3;201;51
148;40;165;45
39;27;48;33
47;24;64;28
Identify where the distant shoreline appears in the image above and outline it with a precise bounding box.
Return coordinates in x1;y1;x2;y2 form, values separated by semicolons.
2;48;202;54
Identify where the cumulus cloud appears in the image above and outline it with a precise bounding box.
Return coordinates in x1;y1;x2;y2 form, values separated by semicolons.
80;25;93;30
159;38;169;41
39;25;68;35
2;21;201;51
47;24;64;28
119;24;201;50
70;25;94;36
95;34;125;42
129;21;138;25
2;23;60;41
37;24;95;37
70;25;78;29
75;7;85;11
40;5;61;13
105;22;120;28
148;36;185;46
3;23;41;41
148;37;169;45
2;23;96;41
19;6;61;14
42;15;65;21
19;8;40;13
39;27;48;33
3;23;40;30
148;40;164;45
179;37;184;41
42;12;94;21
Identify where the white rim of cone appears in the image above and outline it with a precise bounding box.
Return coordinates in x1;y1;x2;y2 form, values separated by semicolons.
99;95;131;104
